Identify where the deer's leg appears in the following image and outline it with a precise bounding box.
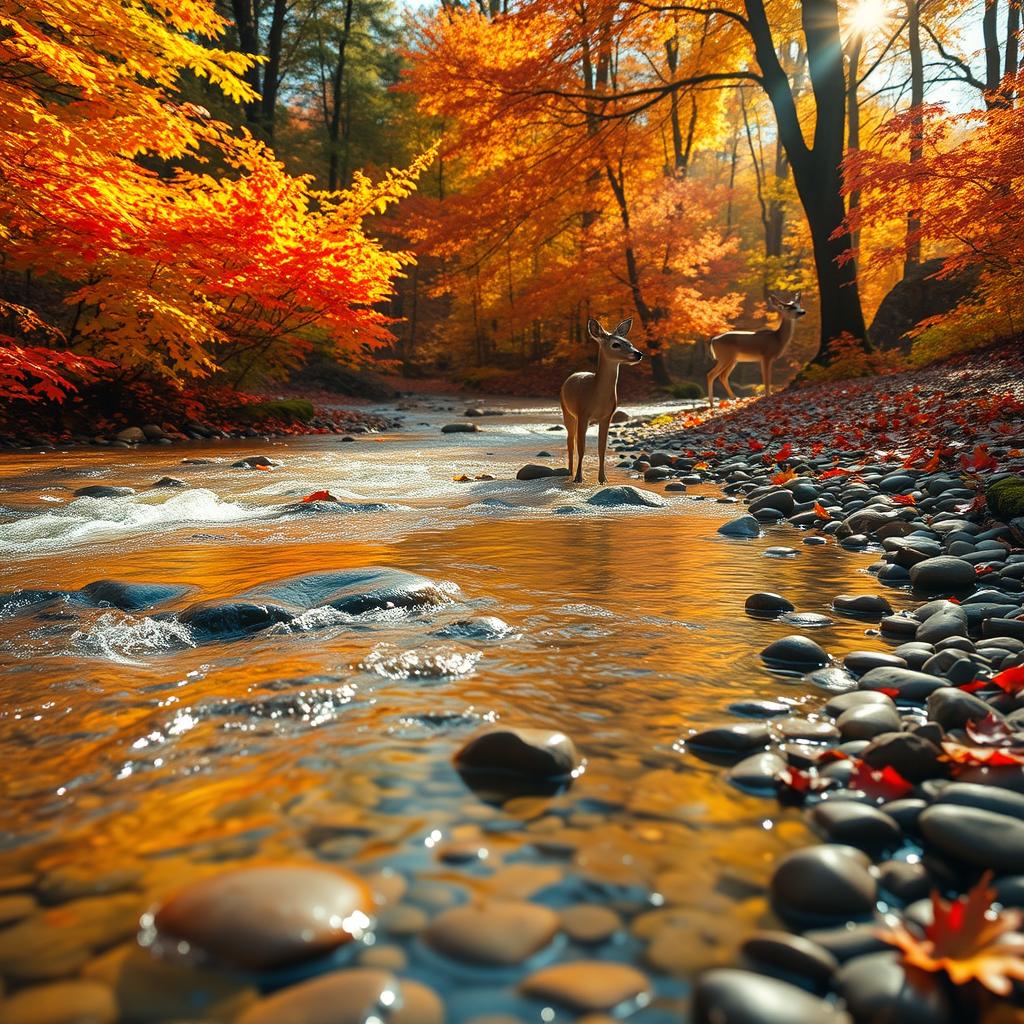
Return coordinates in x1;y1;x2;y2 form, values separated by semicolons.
597;417;610;484
720;359;738;400
761;357;772;397
573;417;588;483
706;366;719;408
561;401;575;474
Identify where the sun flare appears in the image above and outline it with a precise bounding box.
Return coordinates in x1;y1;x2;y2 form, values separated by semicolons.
850;0;887;34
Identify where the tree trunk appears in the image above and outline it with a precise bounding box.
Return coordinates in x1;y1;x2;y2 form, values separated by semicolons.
744;0;868;362
229;0;264;129
260;0;288;138
984;0;1002;97
1007;0;1020;87
904;0;923;276
846;32;862;257
327;0;355;192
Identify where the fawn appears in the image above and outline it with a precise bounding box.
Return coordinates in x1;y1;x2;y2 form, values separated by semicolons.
560;317;643;483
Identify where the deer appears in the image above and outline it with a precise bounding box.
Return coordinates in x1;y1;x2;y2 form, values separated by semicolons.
707;291;806;408
561;317;643;484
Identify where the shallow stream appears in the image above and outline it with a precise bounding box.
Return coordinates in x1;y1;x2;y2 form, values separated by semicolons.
0;398;909;1019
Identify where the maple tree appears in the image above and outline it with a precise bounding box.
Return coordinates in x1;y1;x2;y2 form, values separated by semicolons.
0;0;428;409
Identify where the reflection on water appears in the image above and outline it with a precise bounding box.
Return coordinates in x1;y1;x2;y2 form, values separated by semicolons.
0;400;911;1018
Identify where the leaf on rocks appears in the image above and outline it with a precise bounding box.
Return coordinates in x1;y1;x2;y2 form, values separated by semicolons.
849;759;914;800
892;493;917;505
813;501;831;519
302;489;336;503
747;438;765;451
880;872;1024;995
960;444;999;473
772;468;796;485
819;468;852;479
941;741;1024;768
774;766;834;805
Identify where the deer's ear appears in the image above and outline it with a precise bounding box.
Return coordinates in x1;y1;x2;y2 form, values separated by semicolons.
794;291;802;302
767;293;781;307
613;318;633;337
587;318;605;341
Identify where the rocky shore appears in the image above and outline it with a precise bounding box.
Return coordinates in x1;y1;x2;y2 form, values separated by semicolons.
592;346;1024;1022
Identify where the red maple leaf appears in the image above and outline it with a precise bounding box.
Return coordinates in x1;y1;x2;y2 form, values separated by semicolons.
302;489;336;502
850;759;914;800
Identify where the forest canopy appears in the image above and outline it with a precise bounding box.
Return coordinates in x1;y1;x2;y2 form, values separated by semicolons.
1;0;1022;413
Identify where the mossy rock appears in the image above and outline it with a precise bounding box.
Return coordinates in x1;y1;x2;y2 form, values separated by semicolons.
235;400;315;425
987;476;1024;520
664;380;703;400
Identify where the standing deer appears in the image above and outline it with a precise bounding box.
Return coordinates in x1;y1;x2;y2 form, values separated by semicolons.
707;292;806;408
561;317;643;483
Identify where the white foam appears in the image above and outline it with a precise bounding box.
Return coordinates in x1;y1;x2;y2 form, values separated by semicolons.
0;489;260;555
70;611;195;664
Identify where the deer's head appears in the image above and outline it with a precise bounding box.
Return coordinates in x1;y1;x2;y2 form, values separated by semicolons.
588;317;643;364
768;291;806;319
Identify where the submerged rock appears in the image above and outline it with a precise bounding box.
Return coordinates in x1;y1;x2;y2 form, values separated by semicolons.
151;864;373;971
454;727;582;800
718;515;761;538
176;600;294;640
586;486;666;508
441;423;479;433
79;580;189;612
231;455;279;469
72;485;135;499
236;969;443;1024
771;845;877;925
520;961;650;1012
761;635;830;671
424;900;558;966
694;968;849;1024
248;567;453;617
431;616;511;641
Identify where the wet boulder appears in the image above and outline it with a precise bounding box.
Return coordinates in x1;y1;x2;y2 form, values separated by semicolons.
176;601;295;640
441;423;480;433
909;556;977;593
745;593;795;617
835;951;953;1024
718;515;761;538
249;567;453;617
517;463;558;480
771;845;877;925
694;968;850;1024
586;486;666;508
454;726;582;800
431;616;511;641
73;485;135;499
424;900;559;966
760;635;830;671
152;864;374;971
832;594;893;620
79;580;189;612
151;476;186;488
918;804;1024;873
231;455;279;469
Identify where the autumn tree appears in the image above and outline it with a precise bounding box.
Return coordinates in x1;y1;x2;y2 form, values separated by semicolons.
0;0;429;405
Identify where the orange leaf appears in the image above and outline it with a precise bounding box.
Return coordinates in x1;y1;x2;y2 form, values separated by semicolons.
813;501;831;519
771;468;796;485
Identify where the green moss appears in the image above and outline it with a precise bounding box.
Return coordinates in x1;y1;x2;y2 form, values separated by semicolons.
663;380;703;400
234;399;315;425
987;475;1024;519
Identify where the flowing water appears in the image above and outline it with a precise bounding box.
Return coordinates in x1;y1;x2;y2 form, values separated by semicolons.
0;399;909;1019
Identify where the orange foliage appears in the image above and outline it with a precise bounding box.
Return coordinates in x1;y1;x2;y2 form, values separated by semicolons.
0;0;429;401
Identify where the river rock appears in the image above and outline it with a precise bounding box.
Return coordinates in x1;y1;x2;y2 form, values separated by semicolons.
231;455;278;468
79;580;188;612
832;594;893;619
860;731;947;783
151;476;185;488
517;464;557;480
431;616;511;641
770;845;877;925
718;515;761;538
687;723;771;757
693;968;849;1024
739;931;838;990
115;427;146;443
842;651;907;676
176;600;294;640
728;752;787;793
236;969;443;1024
0;980;117;1024
824;691;896;718
915;606;968;644
559;904;621;944
760;635;829;671
857;666;948;702
835;702;902;741
424;900;558;965
909;556;977;593
918;804;1024;872
73;485;135;499
152;864;374;971
924;687;993;730
835;951;952;1024
808;802;902;856
454;727;582;798
441;423;479;433
745;593;795;616
749;490;796;516
520;961;650;1012
586;486;666;508
933;782;1024;821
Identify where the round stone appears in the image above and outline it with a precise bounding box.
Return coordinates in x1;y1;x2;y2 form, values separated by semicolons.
0;980;117;1024
918;804;1024;873
909;556;977;593
152;864;373;970
775;717;840;743
236;969;443;1024
842;651;907;676
718;516;761;538
859;732;946;784
739;932;838;989
745;593;795;616
559;904;621;945
808;802;902;856
857;667;949;702
832;594;893;620
688;722;771;757
424;901;558;966
835;951;952;1024
693;968;849;1024
835;702;902;741
780;612;832;629
933;782;1024;821
761;635;830;670
771;845;877;924
824;691;895;718
520;962;650;1012
454;727;582;798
